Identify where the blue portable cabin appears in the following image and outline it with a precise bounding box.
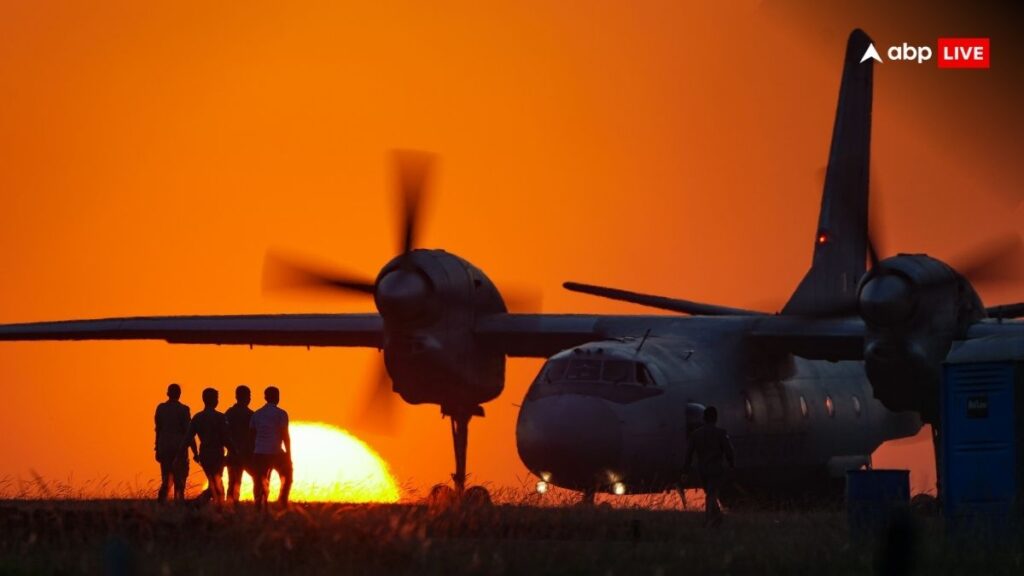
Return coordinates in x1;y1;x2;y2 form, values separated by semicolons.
941;335;1024;526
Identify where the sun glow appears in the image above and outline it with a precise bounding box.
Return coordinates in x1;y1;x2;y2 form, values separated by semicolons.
226;421;400;503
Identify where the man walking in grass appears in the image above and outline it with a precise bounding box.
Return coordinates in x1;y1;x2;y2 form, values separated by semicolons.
154;383;194;503
183;387;232;504
683;405;735;527
225;385;255;503
250;386;293;509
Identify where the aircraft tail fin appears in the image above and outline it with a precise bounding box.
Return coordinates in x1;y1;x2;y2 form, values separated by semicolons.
782;29;874;316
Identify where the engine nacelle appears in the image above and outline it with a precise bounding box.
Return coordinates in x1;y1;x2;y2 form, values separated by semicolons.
374;249;506;410
859;254;985;421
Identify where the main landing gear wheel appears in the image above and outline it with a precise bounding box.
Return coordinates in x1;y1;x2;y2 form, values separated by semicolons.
463;486;492;508
426;484;492;510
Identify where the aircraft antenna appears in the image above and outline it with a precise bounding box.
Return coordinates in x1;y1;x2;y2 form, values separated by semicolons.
635;329;652;354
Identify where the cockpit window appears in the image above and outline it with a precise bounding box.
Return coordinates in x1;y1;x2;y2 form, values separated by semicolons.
541;357;658;386
565;359;602;381
636;363;656;385
601;360;632;383
544;359;568;382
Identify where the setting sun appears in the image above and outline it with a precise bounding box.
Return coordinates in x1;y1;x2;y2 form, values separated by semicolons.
228;421;400;503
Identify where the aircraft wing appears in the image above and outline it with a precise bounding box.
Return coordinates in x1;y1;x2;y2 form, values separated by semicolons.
0;312;602;355
0;314;383;348
749;317;1024;362
474;314;607;358
748;316;866;361
966;319;1024;340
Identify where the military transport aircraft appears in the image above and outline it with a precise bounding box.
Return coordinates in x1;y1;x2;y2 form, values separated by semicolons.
2;29;1022;504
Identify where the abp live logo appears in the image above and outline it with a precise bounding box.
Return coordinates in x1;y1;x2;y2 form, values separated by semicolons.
863;38;990;69
937;38;990;68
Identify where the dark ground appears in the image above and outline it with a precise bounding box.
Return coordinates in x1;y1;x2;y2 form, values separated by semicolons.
0;499;1021;575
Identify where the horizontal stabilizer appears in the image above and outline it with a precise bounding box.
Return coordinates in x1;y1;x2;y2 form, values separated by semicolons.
563;282;765;317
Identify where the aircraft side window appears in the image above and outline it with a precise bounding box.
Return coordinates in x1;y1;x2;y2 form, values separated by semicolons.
852;395;862;417
636;363;656;386
744;396;754;421
799;396;809;418
601;360;632;383
825;395;835;418
565;358;602;381
544;359;568;382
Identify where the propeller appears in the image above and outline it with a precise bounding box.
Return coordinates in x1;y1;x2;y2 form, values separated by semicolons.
947;234;1024;288
859;169;1024;288
394;149;434;258
262;150;542;435
262;251;376;296
856;233;1024;324
260;150;438;435
800;167;1024;319
262;150;436;298
353;361;398;436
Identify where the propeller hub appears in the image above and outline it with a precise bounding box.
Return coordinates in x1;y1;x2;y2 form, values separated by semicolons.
860;273;914;326
375;268;431;321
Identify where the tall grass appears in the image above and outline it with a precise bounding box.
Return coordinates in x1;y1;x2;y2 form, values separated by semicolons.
1;476;1022;575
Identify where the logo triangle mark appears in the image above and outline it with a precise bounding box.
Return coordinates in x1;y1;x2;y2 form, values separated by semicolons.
861;43;883;64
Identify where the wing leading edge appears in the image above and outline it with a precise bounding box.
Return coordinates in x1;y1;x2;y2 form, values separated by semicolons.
0;310;915;362
0;312;606;356
0;314;383;348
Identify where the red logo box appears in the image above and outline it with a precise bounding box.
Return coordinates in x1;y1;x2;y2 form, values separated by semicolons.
937;38;990;68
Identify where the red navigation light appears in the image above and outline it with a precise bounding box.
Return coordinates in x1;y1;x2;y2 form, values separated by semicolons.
816;232;829;245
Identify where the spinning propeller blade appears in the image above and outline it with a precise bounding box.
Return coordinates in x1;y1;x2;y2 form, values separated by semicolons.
949;234;1024;288
394;149;435;258
262;251;376;296
353;360;399;436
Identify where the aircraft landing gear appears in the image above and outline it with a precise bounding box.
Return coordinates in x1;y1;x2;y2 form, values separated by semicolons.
580;489;596;506
675;484;689;510
448;408;472;494
426;405;490;510
445;404;483;493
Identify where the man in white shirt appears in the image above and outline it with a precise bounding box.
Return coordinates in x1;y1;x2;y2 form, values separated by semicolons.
250;386;292;508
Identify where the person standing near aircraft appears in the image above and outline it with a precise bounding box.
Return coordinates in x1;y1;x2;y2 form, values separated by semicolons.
225;385;255;503
183;387;232;504
154;383;194;503
683;406;735;527
250;386;293;509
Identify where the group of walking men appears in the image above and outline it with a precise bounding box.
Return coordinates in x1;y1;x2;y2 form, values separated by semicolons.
154;382;293;507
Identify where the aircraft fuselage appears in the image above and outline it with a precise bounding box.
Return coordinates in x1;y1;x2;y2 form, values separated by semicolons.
515;317;921;498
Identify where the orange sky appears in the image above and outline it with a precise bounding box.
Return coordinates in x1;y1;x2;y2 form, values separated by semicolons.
0;0;1020;497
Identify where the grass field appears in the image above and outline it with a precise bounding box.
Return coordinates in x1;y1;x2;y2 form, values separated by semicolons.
1;494;1023;576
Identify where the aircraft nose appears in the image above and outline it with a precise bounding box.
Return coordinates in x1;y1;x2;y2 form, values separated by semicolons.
516;395;623;488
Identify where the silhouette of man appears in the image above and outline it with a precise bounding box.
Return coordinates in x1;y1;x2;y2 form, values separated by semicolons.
225;385;255;503
154;383;194;502
183;387;232;504
683;406;735;527
251;386;292;508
